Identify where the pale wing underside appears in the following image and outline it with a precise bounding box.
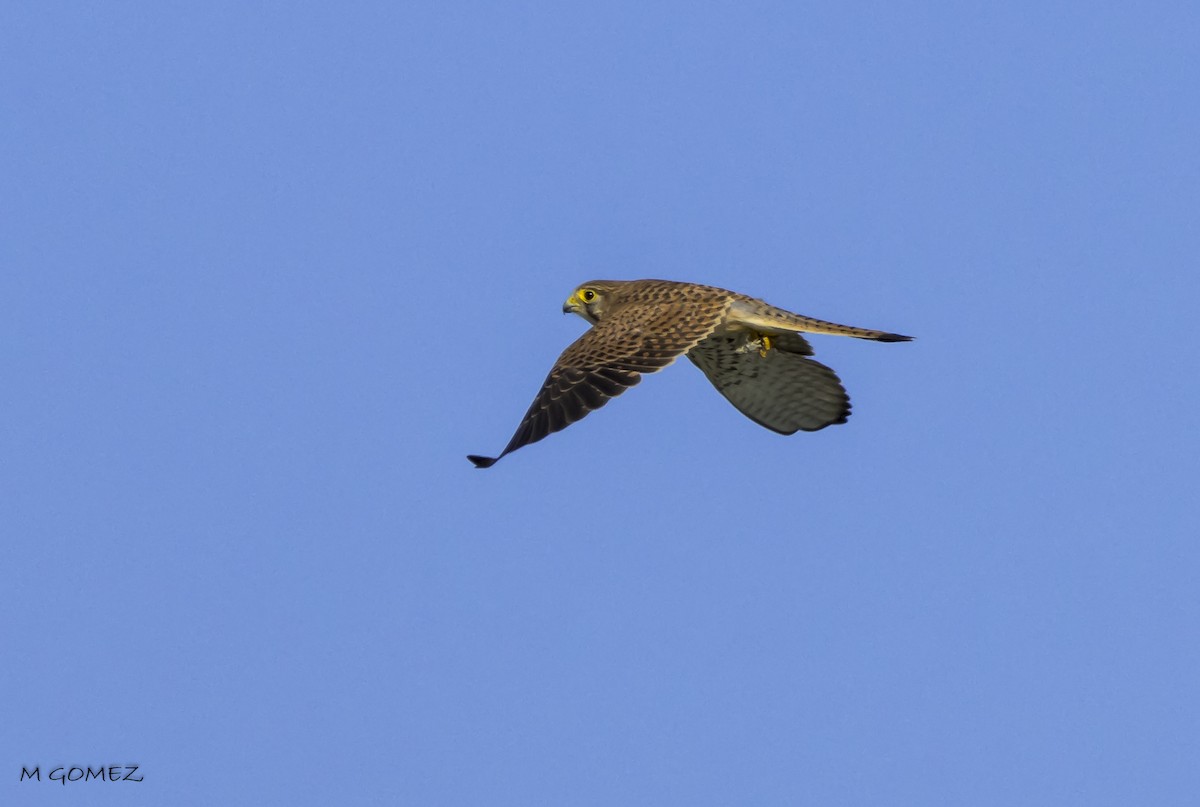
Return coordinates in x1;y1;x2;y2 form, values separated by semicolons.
687;335;850;434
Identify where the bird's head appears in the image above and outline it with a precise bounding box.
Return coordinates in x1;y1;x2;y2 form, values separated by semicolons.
563;281;621;324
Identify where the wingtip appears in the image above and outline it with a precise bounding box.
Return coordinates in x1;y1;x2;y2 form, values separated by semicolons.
877;333;914;342
467;454;499;469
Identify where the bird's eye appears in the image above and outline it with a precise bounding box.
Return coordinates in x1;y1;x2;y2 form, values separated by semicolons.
581;289;597;303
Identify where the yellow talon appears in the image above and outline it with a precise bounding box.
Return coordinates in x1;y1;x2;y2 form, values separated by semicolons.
758;334;772;358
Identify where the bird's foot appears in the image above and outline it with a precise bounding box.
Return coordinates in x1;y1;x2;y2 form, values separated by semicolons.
734;332;773;357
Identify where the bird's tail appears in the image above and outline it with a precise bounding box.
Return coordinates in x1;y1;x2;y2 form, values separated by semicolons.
730;302;913;342
781;314;912;342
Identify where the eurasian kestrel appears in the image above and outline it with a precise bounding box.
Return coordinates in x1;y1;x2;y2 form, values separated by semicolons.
468;279;911;468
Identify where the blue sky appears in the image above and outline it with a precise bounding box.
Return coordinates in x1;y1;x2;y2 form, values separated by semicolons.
3;2;1198;804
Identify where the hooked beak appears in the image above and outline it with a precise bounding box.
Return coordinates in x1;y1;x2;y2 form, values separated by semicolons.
562;293;579;314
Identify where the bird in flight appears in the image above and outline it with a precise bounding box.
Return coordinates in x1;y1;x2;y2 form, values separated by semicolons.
468;279;912;468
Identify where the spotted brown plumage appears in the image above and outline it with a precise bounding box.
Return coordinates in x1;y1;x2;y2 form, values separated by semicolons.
467;279;912;468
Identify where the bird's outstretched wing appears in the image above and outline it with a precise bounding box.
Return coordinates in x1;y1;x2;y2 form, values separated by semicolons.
687;334;850;434
468;299;728;468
